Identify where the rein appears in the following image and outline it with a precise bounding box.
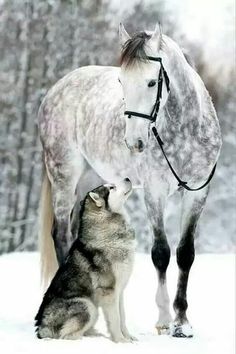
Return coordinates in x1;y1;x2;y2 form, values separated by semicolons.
124;56;217;192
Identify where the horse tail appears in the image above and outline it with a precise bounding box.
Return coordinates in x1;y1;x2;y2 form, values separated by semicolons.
38;171;58;291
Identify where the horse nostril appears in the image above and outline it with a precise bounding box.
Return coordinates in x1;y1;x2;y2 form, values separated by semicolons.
125;177;130;183
137;139;144;152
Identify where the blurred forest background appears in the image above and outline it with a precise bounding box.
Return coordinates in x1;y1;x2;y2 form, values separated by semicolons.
0;0;235;254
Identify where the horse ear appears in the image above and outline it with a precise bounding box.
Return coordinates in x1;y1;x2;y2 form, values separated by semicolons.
89;192;102;207
150;23;162;49
119;23;131;47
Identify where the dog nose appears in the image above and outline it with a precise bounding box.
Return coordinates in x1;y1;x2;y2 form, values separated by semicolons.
125;177;130;183
137;139;144;152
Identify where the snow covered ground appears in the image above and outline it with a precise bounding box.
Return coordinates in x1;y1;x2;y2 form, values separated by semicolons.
0;252;234;354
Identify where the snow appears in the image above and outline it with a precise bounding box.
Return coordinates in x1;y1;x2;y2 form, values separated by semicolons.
0;252;234;354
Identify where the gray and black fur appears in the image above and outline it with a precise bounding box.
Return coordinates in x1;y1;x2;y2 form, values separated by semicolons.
35;182;135;342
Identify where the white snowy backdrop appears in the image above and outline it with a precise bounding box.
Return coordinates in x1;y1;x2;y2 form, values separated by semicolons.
0;0;235;254
0;252;235;354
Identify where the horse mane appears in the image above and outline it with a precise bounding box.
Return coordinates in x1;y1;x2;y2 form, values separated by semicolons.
120;31;194;70
120;32;152;67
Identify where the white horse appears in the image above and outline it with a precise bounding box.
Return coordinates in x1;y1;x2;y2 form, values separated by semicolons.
38;24;222;337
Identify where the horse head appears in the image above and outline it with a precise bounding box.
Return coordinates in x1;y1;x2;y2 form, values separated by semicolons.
119;23;170;153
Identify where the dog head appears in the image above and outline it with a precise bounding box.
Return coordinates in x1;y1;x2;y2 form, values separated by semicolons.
87;178;132;214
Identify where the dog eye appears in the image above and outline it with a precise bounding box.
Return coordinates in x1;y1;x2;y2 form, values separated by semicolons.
148;80;156;88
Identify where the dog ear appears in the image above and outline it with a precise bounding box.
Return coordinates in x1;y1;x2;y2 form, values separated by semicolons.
89;192;103;207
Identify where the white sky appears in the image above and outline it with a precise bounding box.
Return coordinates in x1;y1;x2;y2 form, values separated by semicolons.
167;0;235;64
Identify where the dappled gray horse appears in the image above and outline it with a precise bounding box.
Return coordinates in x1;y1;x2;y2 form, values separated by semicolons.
38;24;221;337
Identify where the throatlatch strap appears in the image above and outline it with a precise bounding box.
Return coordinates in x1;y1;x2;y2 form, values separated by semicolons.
152;126;217;192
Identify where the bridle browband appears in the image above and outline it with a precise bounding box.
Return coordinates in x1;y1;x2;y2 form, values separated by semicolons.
124;56;216;192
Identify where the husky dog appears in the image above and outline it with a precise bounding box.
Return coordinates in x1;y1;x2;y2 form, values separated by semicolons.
35;178;135;342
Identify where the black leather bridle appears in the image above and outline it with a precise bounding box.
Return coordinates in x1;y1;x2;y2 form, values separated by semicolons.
124;56;170;122
124;56;217;192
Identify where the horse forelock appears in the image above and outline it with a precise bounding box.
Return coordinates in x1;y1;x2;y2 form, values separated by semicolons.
120;32;152;67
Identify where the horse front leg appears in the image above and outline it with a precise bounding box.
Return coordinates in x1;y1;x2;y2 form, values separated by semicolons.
46;154;85;266
171;187;209;338
144;186;172;334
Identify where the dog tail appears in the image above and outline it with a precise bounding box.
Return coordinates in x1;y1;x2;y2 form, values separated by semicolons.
39;171;58;290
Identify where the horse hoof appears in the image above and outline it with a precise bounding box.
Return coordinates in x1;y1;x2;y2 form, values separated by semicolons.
170;323;193;338
156;325;170;335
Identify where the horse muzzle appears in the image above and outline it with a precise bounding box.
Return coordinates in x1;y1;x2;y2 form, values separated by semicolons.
124;138;145;153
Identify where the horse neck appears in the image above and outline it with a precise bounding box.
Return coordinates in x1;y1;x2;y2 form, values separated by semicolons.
163;52;204;133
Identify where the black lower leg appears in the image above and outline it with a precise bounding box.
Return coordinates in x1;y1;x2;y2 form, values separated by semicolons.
151;228;170;282
174;232;195;323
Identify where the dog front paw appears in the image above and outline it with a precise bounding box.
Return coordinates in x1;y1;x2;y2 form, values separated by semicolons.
122;331;137;341
112;334;133;343
124;334;137;341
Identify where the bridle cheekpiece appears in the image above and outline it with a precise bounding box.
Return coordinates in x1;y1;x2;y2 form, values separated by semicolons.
124;56;170;123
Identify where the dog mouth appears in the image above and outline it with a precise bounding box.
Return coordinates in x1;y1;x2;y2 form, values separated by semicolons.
124;190;131;196
124;185;132;196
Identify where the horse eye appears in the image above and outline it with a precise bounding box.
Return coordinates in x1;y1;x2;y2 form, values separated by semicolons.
118;78;121;84
148;80;156;88
109;186;115;190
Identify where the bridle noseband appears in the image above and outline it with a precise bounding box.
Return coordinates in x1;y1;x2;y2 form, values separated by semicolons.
123;56;217;192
